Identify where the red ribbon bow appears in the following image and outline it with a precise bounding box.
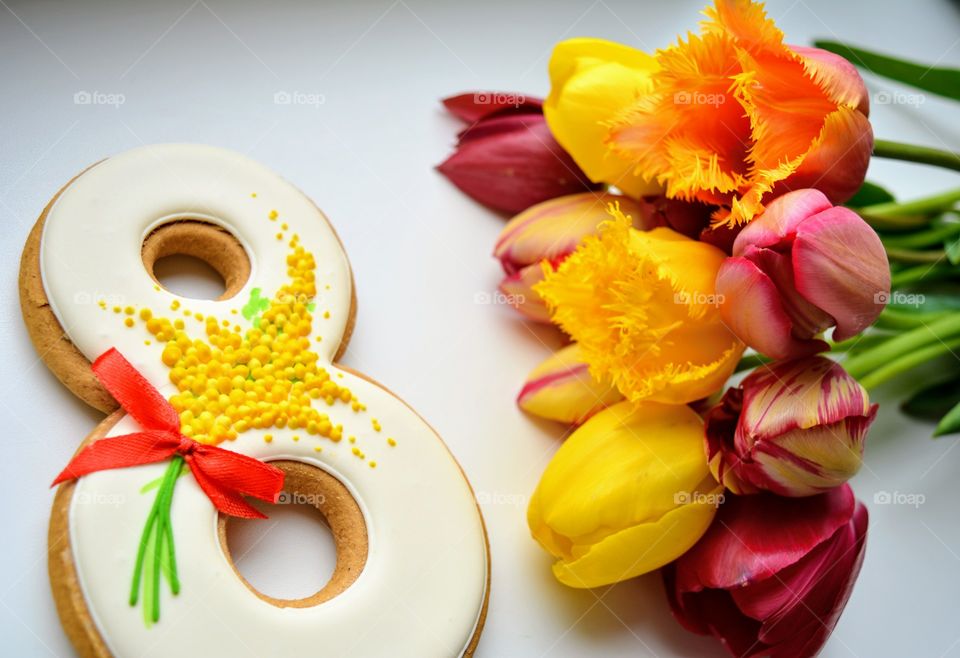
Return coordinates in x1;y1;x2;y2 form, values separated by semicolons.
53;348;285;519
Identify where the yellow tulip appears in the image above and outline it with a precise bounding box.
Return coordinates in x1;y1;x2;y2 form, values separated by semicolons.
544;38;662;198
528;400;721;588
534;206;743;405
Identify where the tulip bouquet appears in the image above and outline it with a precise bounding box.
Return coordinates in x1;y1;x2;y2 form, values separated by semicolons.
438;0;960;655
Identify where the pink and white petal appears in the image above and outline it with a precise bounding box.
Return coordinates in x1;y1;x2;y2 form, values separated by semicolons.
500;264;553;323
517;344;623;424
733;189;833;255
673;484;856;592
793;206;890;340
716;257;826;360
493;192;642;273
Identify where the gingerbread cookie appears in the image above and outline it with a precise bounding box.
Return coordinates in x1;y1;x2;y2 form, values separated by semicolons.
20;144;489;657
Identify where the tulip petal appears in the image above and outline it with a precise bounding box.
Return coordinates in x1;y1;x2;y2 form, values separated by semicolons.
544;38;661;197
716;257;827;360
673;485;855;592
779;107;874;206
791;45;870;116
793;206;890;340
442;91;542;123
732;189;832;255
494;192;644;273
437;116;597;214
499;264;552;323
528;401;717;587
552;487;720;588
517;344;623;423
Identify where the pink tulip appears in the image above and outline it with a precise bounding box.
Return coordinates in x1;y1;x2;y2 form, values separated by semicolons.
705;357;877;497
438;92;598;214
716;189;890;359
493;192;647;322
664;484;868;658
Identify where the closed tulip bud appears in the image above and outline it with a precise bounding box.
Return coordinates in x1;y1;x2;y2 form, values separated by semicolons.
716;189;890;360
493;192;647;322
664;484;868;658
528;401;721;588
705;356;877;497
438;93;599;214
517;344;623;424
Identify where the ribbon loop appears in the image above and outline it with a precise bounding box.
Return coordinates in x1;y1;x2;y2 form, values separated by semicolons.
53;348;285;519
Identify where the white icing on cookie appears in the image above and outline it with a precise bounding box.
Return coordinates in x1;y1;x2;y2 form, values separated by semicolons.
40;144;487;657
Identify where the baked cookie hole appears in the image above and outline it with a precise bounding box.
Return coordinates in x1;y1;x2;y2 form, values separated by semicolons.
219;461;368;607
142;220;250;301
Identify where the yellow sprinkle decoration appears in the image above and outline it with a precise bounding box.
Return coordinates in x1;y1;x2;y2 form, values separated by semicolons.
124;318;135;328
113;306;122;314
269;209;278;220
387;437;396;447
371;419;381;432
264;434;273;443
131;241;360;447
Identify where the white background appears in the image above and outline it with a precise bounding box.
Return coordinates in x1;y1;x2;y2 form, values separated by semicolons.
2;0;960;656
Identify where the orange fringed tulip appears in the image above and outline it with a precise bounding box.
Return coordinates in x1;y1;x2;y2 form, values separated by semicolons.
547;0;872;226
535;207;744;405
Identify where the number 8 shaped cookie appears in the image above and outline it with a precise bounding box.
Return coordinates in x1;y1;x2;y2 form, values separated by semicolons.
19;144;489;657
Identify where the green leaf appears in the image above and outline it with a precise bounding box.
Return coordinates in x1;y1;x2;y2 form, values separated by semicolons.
814;41;960;101
935;399;960;436
946;234;960;265
847;180;895;208
903;374;960;420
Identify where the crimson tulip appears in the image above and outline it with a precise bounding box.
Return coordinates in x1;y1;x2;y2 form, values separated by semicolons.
664;484;868;658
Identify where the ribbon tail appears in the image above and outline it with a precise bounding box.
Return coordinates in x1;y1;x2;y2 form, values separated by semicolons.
193;446;286;503
186;456;271;519
52;431;181;486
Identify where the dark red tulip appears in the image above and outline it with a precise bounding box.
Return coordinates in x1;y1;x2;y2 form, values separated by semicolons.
664;485;868;658
438;92;599;214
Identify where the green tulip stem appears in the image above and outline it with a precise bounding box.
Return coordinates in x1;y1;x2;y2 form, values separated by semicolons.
873;139;960;174
889;263;956;288
884;247;946;263
734;353;771;373
858;336;960;390
844;313;960;380
858;187;960;233
882;221;960;250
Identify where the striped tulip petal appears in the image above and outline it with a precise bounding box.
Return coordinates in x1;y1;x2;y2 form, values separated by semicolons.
517;344;623;424
494;192;645;274
499;264;552;324
704;357;876;497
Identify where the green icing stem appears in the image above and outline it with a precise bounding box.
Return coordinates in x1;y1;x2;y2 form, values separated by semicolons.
130;456;184;625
